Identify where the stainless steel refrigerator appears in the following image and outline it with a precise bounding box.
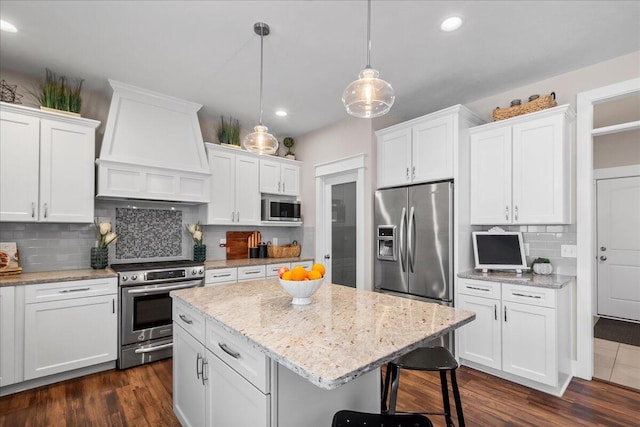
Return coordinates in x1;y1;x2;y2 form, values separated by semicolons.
374;181;454;348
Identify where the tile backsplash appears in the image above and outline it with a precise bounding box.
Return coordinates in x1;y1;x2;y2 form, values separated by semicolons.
115;208;182;259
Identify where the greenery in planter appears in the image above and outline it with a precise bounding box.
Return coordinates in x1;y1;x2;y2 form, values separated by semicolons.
34;68;84;113
216;116;241;146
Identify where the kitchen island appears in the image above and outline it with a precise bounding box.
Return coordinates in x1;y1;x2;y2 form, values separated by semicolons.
171;279;475;427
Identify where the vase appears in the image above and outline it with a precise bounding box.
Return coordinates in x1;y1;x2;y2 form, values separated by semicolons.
194;244;207;263
91;247;109;269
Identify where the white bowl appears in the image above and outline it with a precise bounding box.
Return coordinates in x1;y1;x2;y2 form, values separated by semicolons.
278;277;323;305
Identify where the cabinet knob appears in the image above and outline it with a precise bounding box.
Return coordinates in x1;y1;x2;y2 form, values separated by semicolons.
514;205;518;221
600;256;607;261
505;205;509;221
600;246;607;252
324;254;331;259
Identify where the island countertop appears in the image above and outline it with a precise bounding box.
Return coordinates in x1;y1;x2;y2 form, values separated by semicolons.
171;279;475;390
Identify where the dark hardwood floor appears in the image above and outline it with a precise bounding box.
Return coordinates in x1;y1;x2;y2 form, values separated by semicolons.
1;360;638;427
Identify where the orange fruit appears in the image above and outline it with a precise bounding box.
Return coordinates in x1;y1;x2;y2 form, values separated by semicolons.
308;270;322;280
290;268;307;281
282;271;293;281
312;263;325;277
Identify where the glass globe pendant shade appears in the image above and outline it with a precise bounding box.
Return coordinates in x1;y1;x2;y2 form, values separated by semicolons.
242;125;278;155
342;68;395;118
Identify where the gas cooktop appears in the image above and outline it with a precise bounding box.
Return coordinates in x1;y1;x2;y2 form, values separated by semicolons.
110;260;203;272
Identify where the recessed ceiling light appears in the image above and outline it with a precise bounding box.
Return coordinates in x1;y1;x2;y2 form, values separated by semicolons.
440;16;463;32
0;19;18;33
275;110;288;117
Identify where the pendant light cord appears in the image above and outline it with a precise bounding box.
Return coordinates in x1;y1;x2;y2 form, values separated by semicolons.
259;24;265;126
366;0;371;69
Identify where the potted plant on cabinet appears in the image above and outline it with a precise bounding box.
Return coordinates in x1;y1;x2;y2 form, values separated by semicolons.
216;116;241;148
34;68;84;116
283;137;295;159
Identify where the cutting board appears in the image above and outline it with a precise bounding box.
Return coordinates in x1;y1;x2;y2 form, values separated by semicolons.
226;231;254;260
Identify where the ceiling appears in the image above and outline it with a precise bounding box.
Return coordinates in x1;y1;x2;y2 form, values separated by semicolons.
1;1;639;138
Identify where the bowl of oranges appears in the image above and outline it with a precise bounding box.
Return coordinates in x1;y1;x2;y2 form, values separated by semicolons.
278;263;326;305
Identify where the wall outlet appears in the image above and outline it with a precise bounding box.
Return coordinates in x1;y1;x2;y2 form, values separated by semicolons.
273;237;279;246
561;244;577;258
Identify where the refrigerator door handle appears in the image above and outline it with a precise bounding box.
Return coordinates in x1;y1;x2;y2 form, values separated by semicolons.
399;207;406;272
408;206;415;273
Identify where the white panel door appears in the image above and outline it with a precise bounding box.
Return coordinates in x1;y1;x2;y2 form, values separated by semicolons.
470;127;512;224
512;115;568;224
280;163;300;196
0;110;40;222
597;176;640;321
39;119;95;222
24;294;117;380
377;127;411;188
235;154;261;224
206;148;235;224
457;294;502;370
502;302;557;386
259;158;281;194
206;350;270;427
0;287;16;387
412;114;454;183
173;324;206;427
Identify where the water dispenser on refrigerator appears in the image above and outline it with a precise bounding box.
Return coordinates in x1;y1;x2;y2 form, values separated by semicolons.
377;225;397;261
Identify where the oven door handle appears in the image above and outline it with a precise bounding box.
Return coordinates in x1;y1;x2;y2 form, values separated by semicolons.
127;281;203;294
134;342;173;353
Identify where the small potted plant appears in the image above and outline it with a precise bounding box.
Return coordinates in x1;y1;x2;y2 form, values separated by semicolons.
216;116;241;148
283;137;295;159
531;257;553;275
187;223;206;262
92;221;117;269
34;68;84;116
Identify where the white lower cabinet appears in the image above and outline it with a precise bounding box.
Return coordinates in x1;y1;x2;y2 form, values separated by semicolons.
0;287;16;387
205;268;238;286
266;263;290;277
173;322;207;427
23;279;118;380
457;278;571;393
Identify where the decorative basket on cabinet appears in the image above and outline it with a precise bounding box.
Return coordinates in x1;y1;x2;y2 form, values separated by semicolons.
493;92;557;121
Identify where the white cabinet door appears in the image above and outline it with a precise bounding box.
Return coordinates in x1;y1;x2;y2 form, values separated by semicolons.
377;127;411;188
502;301;557;386
24;293;117;380
207;148;236;224
412;114;454;183
173;324;206;427
0;286;16;387
512;114;569;224
259;158;281;194
206;350;270;427
470;127;512;225
280;163;300;196
235;154;261;224
39;119;95;222
0;110;40;222
457;293;502;370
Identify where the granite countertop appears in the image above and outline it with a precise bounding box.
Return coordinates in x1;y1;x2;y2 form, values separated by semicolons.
204;257;314;269
458;269;575;289
171;279;475;390
0;268;117;287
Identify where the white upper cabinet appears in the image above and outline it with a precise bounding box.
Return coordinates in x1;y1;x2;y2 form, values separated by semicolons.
260;158;300;196
376;105;482;189
470;105;575;225
0;103;99;223
205;144;261;225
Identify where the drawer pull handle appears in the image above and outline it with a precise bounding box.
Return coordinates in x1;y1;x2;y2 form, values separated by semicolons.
218;342;240;359
245;270;261;274
214;273;232;278
512;292;541;299
179;314;193;324
196;353;203;379
494;304;497;320
59;287;91;293
202;358;208;385
467;286;490;292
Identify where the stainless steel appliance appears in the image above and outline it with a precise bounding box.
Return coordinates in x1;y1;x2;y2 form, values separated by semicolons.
374;181;454;350
112;260;204;369
261;198;301;222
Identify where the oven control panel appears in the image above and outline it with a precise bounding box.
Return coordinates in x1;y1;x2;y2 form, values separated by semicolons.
119;267;205;285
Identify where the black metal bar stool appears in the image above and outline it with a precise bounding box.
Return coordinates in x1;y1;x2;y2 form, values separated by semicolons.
332;410;433;427
381;346;465;427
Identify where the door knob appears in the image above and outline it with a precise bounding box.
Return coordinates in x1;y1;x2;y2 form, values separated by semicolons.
600;246;607;251
600;256;607;261
324;254;331;259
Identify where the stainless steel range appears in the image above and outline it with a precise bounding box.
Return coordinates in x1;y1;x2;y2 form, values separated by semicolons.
112;260;204;369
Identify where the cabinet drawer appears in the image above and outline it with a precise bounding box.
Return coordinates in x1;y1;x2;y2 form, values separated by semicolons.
206;318;270;393
237;265;266;282
458;278;500;299
291;260;313;270
205;268;238;286
25;278;117;303
502;283;556;308
266;262;291;277
173;298;206;342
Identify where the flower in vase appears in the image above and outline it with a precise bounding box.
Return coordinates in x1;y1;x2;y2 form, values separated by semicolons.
95;221;117;249
186;223;204;246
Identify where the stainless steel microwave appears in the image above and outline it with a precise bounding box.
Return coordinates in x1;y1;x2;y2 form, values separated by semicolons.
261;198;301;222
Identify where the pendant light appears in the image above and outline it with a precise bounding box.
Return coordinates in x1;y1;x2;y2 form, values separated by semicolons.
342;0;395;118
243;22;279;154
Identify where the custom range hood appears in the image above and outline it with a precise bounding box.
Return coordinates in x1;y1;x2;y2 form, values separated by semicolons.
96;80;210;203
